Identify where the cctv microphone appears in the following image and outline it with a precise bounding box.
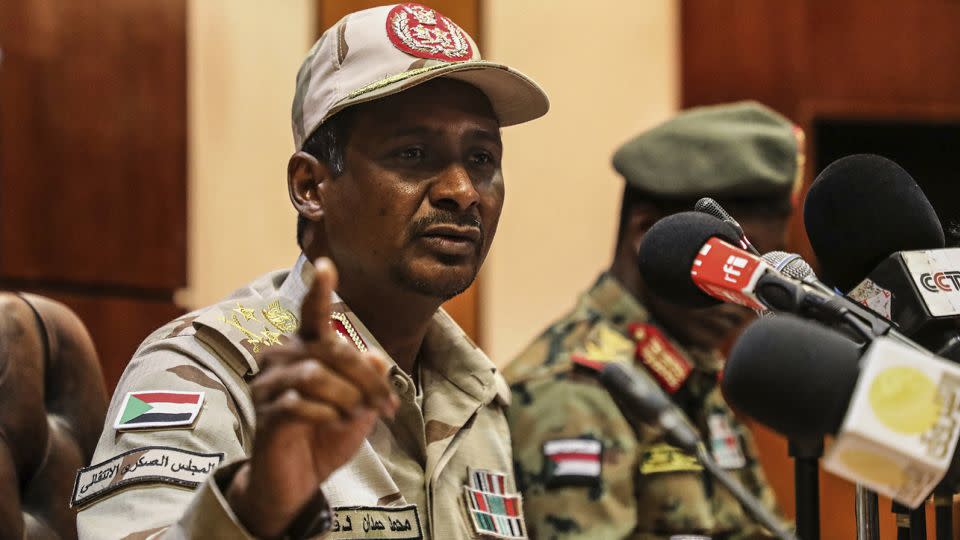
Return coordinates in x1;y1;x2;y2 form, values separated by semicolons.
804;154;960;360
572;357;796;540
805;154;944;293
724;315;960;509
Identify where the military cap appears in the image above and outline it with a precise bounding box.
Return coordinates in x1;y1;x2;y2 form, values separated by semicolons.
291;3;549;149
612;101;801;199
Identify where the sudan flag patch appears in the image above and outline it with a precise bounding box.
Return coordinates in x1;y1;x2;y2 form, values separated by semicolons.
114;391;205;430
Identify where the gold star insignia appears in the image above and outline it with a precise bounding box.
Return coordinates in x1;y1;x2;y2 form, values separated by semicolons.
261;329;282;346
234;303;257;322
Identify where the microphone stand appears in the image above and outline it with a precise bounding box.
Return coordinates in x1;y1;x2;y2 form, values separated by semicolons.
933;489;952;540
789;437;822;540
694;445;798;540
856;486;880;540
891;500;927;540
581;360;797;540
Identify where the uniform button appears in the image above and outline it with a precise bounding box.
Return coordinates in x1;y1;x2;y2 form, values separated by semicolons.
391;374;409;394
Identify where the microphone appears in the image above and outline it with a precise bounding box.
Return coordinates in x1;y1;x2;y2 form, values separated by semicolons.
636;211;742;308
572;357;699;451
571;357;796;539
762;251;834;295
804;154;945;293
723;315;960;508
694;197;761;256
637;211;895;342
804;154;960;360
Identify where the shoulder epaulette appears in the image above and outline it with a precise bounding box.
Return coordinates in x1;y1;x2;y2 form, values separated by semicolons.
193;297;301;377
628;323;692;394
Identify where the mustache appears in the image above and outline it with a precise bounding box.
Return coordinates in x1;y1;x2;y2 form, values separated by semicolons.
410;211;482;237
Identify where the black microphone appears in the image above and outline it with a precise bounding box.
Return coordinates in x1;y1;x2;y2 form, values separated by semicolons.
804;154;960;360
723;315;960;508
694;197;761;256
723;316;862;440
805;154;945;293
573;358;699;451
636;211;742;308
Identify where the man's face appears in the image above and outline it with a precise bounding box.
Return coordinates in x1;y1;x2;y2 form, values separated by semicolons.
321;79;503;300
647;212;790;349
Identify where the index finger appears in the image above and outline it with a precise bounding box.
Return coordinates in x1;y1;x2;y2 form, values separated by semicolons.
299;257;338;343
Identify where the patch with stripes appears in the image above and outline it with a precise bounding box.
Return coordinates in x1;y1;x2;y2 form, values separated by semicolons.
469;468;509;495
543;438;602;488
463;486;526;538
113;390;205;430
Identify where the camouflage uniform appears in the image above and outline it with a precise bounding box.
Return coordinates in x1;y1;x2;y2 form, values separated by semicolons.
75;256;522;539
506;274;781;539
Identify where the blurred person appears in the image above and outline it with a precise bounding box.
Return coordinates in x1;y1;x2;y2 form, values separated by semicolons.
506;102;801;539
74;4;547;539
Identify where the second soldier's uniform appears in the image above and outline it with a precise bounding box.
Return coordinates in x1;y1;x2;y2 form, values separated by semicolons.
506;274;779;539
506;102;802;539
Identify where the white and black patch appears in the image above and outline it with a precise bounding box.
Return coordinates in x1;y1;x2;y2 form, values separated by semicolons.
71;446;222;507
328;504;423;539
543;438;603;489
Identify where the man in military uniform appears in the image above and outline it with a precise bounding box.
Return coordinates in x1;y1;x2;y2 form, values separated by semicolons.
75;4;547;539
506;102;803;539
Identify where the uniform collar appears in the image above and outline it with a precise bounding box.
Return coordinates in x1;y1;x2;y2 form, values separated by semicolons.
580;273;651;332
290;254;507;406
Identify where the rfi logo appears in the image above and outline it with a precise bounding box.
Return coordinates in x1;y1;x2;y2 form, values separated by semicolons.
723;256;749;284
919;271;960;293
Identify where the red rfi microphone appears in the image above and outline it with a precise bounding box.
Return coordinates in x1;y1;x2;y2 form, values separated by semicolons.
690;237;770;311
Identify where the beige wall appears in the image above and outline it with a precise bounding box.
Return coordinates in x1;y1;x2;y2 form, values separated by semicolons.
184;1;316;308
480;0;679;364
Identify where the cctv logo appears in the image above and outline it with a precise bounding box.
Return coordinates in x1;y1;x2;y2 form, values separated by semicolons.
919;271;960;293
723;256;750;284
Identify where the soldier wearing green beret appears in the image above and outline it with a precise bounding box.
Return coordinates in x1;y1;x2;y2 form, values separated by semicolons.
506;101;801;539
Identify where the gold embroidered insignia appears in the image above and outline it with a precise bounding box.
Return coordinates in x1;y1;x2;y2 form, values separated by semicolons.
220;314;277;354
262;300;299;334
581;326;634;364
261;329;283;346
639;443;703;475
233;303;258;322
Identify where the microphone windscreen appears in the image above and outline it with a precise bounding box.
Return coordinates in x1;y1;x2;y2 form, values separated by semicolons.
804;154;944;292
723;315;862;439
637;211;741;308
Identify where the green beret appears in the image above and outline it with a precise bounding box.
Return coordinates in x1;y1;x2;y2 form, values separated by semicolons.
612;101;799;199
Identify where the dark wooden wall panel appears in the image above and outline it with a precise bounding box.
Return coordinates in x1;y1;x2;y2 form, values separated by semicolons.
0;0;187;290
0;0;187;391
683;1;960;538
